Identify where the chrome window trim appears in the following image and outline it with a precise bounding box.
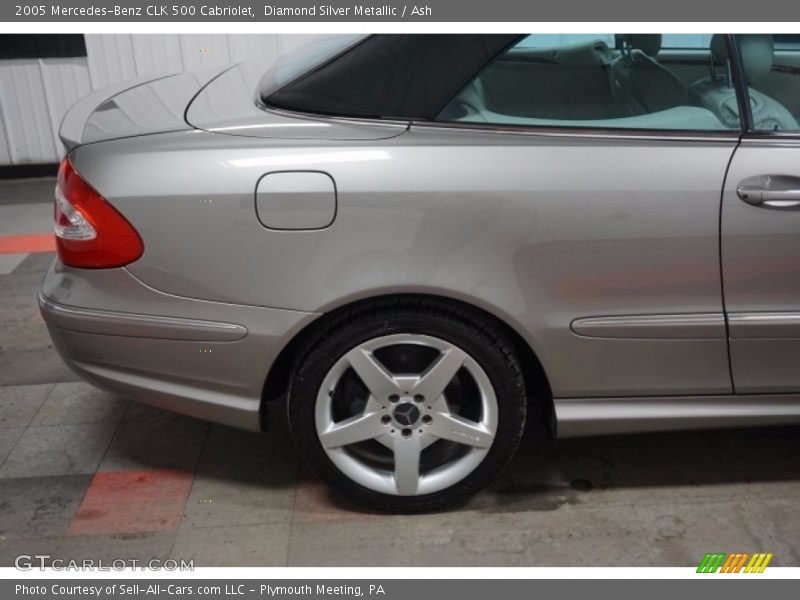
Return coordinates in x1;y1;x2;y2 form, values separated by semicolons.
259;105;412;130
409;119;741;143
262;104;740;142
740;132;800;143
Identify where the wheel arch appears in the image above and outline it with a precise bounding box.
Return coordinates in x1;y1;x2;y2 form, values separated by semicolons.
260;293;554;442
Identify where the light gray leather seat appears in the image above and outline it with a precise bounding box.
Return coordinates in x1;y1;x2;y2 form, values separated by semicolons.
476;40;632;120
612;34;690;114
690;34;798;130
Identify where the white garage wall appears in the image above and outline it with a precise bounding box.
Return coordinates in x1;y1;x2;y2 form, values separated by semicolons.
0;34;321;166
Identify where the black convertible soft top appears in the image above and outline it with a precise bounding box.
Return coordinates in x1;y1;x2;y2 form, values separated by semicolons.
262;34;522;120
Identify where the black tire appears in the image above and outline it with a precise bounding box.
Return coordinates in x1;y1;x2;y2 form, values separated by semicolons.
287;297;527;512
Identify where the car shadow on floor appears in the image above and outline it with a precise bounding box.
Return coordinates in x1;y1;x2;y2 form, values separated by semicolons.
193;399;799;515
48;393;800;517
275;413;800;515
474;420;800;514
107;399;299;492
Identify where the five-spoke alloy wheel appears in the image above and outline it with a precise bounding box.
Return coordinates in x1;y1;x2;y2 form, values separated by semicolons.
288;300;527;512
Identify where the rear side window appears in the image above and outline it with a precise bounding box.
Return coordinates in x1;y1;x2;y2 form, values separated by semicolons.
437;33;736;132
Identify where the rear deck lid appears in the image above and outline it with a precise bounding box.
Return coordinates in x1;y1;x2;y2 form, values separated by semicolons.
59;66;229;150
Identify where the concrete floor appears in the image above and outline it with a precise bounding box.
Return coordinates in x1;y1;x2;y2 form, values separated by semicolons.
0;177;799;567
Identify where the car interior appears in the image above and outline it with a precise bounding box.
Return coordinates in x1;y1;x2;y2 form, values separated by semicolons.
439;34;800;131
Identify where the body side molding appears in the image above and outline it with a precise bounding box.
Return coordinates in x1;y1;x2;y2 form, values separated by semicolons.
39;294;248;342
728;312;800;338
570;313;726;339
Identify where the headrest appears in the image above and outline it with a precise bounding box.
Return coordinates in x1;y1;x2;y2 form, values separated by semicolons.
620;34;662;57
711;34;774;85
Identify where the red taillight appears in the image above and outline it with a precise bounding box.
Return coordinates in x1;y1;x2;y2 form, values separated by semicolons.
54;159;143;268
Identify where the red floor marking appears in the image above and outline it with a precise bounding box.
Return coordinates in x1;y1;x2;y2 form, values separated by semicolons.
67;469;193;536
0;233;55;254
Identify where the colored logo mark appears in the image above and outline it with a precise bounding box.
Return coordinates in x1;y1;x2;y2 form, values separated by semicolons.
697;552;774;573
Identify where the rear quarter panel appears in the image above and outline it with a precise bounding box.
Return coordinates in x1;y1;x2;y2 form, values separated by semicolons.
69;126;735;399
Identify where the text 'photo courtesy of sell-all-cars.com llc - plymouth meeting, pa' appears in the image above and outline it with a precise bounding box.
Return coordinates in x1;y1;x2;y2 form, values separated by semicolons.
40;33;800;512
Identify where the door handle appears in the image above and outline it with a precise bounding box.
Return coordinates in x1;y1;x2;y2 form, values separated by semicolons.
737;186;800;208
737;176;800;209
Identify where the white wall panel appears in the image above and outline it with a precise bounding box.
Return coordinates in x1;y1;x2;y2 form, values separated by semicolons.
228;35;281;65
179;35;232;71
84;34;137;88
0;60;59;163
39;57;93;160
131;34;184;75
0;34;323;166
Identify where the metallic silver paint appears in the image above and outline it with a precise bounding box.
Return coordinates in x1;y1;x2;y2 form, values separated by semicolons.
63;125;736;399
39;64;800;441
556;395;800;437
723;138;800;393
40;261;318;430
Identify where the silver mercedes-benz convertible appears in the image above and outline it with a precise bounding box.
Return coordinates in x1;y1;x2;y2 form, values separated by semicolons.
40;33;800;510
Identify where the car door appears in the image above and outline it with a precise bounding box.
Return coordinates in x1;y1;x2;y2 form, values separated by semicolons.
722;34;800;392
430;33;739;399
